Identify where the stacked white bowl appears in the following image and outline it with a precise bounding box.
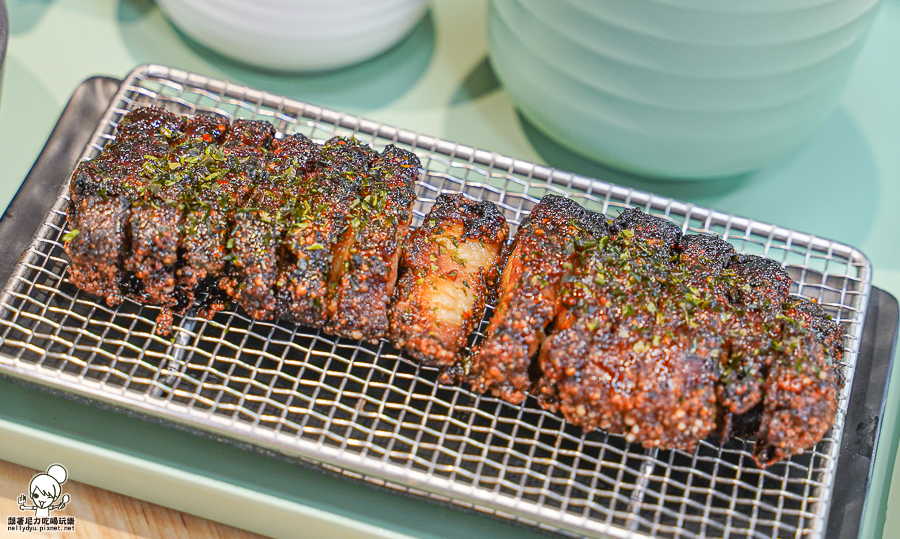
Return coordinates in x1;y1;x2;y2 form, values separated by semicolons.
157;0;428;72
488;0;882;179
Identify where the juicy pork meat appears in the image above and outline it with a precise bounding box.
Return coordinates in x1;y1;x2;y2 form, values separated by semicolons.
466;195;608;404
389;194;509;367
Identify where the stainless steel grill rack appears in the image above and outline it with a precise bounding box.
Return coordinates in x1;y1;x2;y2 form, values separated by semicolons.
0;65;872;539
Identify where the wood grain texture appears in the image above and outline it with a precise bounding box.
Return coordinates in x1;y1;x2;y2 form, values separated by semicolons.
0;459;270;538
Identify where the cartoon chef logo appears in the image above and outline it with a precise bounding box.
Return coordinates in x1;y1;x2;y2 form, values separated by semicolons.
17;464;71;516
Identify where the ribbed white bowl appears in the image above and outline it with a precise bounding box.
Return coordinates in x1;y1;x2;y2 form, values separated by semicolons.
488;0;881;179
157;0;428;72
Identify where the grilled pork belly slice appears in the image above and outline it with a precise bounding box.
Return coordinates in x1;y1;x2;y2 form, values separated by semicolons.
389;194;508;366
275;137;371;328
174;115;232;297
467;195;608;404
753;297;843;466
201;119;276;317
715;254;793;438
227;133;318;320
328;144;419;342
537;210;719;452
65;107;184;307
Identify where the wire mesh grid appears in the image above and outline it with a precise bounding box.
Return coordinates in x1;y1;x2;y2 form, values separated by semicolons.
0;65;872;539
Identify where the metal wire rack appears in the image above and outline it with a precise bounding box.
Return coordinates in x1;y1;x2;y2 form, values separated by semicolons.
0;65;871;539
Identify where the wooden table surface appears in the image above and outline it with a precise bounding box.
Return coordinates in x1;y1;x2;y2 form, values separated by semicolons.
0;459;269;538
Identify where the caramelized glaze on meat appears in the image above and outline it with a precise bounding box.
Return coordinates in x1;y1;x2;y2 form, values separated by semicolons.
275;137;369;328
754;297;843;466
328;145;419;342
66;107;183;307
538;210;719;452
389;194;508;366
467;195;608;404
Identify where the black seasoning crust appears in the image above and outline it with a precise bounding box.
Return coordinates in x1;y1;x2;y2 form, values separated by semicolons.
65;196;130;306
275;138;363;328
425;193;509;245
537;216;718;452
610;207;682;253
66;107;184;312
678;234;736;274
328;144;420;342
728;254;793;307
114;106;185;144
754;296;843;466
467;195;609;404
222;118;276;149
389;194;509;367
124;201;183;307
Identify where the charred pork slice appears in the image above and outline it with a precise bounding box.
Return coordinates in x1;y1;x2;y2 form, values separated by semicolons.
65;194;131;305
123;198;184;317
90;108;185;308
120;117;234;319
188;119;274;315
174;115;232;296
276;137;371;328
227;134;318;320
328;145;419;342
754;297;843;466
467;195;608;404
716;255;792;431
389;194;509;367
65;108;184;306
537;210;719;452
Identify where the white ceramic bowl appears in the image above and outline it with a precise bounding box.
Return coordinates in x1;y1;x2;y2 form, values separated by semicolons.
488;0;882;179
157;0;428;72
